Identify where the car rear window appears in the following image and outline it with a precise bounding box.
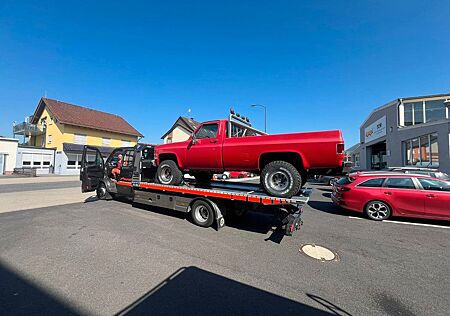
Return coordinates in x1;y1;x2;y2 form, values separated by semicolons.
385;178;416;189
336;177;352;185
358;178;386;187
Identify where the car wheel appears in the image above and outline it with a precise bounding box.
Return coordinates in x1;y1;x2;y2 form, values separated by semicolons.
365;200;391;221
156;160;183;185
261;161;301;198
96;182;107;200
222;174;228;180
191;200;215;227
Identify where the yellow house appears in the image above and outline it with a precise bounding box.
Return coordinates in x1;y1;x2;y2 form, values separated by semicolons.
24;98;142;174
161;116;200;144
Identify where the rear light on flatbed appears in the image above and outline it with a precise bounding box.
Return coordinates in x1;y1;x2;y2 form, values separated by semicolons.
337;143;344;154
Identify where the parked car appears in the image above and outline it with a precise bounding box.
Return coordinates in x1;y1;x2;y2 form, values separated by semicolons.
387;167;450;181
229;171;252;179
154;113;345;198
314;175;338;186
332;172;450;221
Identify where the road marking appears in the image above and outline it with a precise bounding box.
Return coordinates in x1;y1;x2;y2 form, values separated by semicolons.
382;220;450;229
348;216;363;220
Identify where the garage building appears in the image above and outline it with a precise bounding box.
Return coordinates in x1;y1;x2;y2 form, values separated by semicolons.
352;93;450;173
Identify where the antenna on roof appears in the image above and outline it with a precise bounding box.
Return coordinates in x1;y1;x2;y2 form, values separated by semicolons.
186;108;194;119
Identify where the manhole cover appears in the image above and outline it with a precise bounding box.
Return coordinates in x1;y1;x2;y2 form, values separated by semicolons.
299;244;337;262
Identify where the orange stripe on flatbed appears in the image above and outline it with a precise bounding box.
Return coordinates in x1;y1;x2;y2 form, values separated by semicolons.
116;180;295;205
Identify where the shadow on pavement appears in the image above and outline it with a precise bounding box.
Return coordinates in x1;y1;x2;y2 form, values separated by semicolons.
0;261;79;315
84;195;99;203
307;294;352;316
308;200;345;215
116;266;341;316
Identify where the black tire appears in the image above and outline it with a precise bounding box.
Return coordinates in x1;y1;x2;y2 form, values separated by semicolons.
190;200;215;227
156;160;183;185
261;161;302;198
192;171;213;183
238;174;244;179
365;200;391;221
96;182;107;200
301;171;308;187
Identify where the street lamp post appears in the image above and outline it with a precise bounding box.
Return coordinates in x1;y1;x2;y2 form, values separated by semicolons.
250;104;267;132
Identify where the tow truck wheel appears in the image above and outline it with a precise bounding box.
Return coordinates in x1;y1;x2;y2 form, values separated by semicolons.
261;161;302;198
156;160;183;185
96;182;107;200
191;200;215;228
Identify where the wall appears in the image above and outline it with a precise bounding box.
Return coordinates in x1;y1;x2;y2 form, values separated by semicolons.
0;138;19;175
164;126;191;144
62;125;137;149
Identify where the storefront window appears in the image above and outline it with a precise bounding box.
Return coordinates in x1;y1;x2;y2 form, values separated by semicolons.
420;135;430;165
411;138;420;165
405;141;412;165
425;100;446;123
403;133;439;167
430;134;439;167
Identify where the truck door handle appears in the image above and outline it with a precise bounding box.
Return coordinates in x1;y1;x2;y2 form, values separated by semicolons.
210;139;218;143
426;194;436;198
383;192;392;195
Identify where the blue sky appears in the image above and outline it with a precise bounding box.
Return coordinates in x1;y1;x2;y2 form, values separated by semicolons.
1;1;449;146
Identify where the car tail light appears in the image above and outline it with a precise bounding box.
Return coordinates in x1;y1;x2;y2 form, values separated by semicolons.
337;143;344;154
337;186;351;192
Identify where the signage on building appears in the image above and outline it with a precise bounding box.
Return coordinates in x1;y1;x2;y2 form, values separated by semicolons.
364;116;386;143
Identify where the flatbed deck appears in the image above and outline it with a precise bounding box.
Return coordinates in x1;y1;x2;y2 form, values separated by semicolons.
118;180;312;206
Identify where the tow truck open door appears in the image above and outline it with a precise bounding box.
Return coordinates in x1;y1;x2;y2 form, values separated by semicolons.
80;145;105;193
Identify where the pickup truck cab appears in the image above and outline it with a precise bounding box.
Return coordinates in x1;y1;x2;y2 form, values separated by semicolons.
155;113;345;198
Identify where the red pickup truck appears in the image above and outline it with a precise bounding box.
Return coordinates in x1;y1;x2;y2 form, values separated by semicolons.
155;117;345;198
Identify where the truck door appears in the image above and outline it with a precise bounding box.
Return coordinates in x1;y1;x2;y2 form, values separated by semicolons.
80;146;105;192
186;122;223;171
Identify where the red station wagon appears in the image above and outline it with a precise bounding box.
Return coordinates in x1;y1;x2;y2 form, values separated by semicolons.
332;172;450;221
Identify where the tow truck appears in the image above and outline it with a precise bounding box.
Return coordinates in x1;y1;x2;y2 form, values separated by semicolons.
80;144;311;236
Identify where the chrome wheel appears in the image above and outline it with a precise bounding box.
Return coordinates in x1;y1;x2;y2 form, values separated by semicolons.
194;205;209;223
96;183;107;199
366;201;390;220
159;165;173;184
268;170;290;192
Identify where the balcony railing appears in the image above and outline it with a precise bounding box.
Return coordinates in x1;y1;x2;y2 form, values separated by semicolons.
13;122;44;136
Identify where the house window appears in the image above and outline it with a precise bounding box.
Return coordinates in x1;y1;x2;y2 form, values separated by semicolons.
122;140;132;147
48;135;52;144
74;134;87;145
67;153;93;169
403;133;439;167
102;138;111;146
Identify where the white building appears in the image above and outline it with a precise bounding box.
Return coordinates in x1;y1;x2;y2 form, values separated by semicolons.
0;137;19;175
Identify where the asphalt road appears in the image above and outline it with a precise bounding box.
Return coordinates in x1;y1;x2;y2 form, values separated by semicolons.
0;182;449;316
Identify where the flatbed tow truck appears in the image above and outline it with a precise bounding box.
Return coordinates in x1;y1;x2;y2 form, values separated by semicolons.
81;144;311;236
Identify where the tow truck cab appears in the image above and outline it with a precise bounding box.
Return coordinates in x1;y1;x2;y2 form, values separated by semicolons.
80;143;155;198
